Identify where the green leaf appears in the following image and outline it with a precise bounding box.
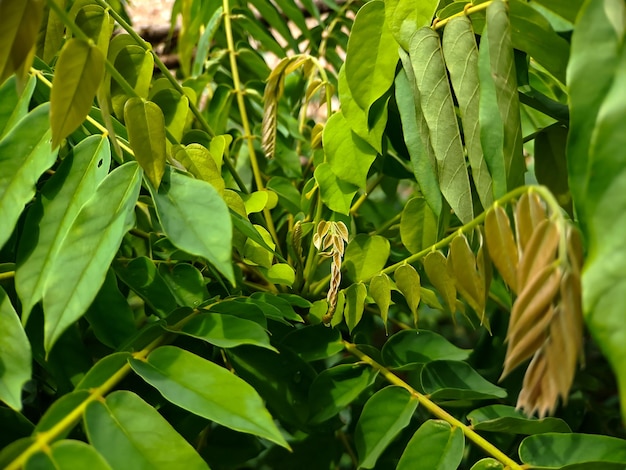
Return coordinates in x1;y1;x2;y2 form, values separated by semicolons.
384;0;438;50
314;162;358;215
50;38;105;148
0;287;31;411
280;324;344;362
532;0;583;22
569;0;626;423
423;251;457;313
308;364;378;424
171;312;277;352
175;144;224;193
42;162;142;353
25;440;112;470
84;390;209;470
76;353;132;391
442;16;493;210
369;273;392;330
0;74;36;139
124;98;166;189
421;360;507;401
159;263;208;308
467;405;571;434
480;2;526;195
0;0;43;84
345;282;368;333
16;135;111;322
344;234;390;282
382;330;470;371
323;112;377;189
534;123;570;211
397;420;464;470
0;103;57;250
249;292;304;323
400;197;438;254
85;269;136;349
108;39;153;118
149;167;234;284
394;264;421;325
151;88;189;143
265;263;295;286
509;0;570;84
114;257;177;317
267;177;301;214
355;386;419;469
470;458;505;470
338;64;386;153
227;345;315;428
345;1;399;111
396;54;442;217
130;346;289;449
519;433;626;468
409;27;474;224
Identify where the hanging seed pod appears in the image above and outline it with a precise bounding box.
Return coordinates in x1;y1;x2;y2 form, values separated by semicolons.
514;191;547;255
424;250;457;313
485;205;519;293
517;219;560;287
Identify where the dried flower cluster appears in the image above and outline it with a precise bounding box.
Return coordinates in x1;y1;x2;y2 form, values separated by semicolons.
484;192;584;417
313;220;349;324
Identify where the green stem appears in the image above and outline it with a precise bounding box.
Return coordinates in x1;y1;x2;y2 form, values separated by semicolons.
433;0;493;30
343;341;524;470
222;0;281;248
0;271;15;281
373;212;402;236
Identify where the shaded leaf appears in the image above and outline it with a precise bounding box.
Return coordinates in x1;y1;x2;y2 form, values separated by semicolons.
84;390;209;470
308;364;378;424
423;251;456;313
382;329;470;371
467;404;571;434
470;458;504;470
149;167;234;284
0;74;36;139
355;386;419;469
0;287;31;411
42;162;142;353
314;162;358;215
369;274;392;330
344;282;368;333
421;361;507;401
50;38;105;148
384;0;438;50
280;324;344;362
484;205;519;293
400;197;438;254
130;346;289;448
534;124;570;212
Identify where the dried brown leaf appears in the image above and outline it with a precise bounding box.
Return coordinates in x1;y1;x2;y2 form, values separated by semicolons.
515;191;547;254
517;219;560;286
424;251;456;313
485;205;519;293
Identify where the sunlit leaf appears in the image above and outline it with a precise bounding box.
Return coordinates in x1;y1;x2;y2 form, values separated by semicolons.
0;75;36;139
344;282;368;333
400;197;438;254
344;234;390;282
25;440;112;470
130;346;289;449
50;38;105;148
421;360;507;401
84;390;209;469
149;166;234;284
0;103;57;250
42;162;142;353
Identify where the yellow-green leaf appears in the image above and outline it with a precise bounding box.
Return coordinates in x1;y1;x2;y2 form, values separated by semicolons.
395;264;421;326
174;144;224;194
369;274;392;331
345;283;368;333
124;98;166;189
50;38;105;148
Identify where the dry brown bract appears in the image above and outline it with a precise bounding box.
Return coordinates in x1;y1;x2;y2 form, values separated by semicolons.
487;192;584;417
